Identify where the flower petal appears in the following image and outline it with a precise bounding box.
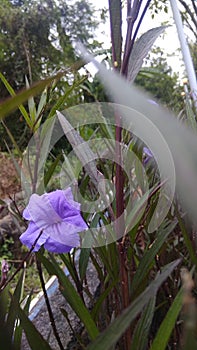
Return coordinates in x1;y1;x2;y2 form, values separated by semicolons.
143;147;153;158
44;221;80;247
44;237;73;253
19;222;48;251
47;188;87;228
24;193;62;230
21;188;87;253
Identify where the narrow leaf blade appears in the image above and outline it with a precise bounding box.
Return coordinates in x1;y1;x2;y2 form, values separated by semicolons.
87;259;181;350
128;26;167;82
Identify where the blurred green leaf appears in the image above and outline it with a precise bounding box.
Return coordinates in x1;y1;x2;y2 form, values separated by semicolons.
0;59;84;120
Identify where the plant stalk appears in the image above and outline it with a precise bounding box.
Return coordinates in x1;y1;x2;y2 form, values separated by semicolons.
36;257;65;350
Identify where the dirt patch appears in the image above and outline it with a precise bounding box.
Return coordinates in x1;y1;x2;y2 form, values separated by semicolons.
0;153;21;199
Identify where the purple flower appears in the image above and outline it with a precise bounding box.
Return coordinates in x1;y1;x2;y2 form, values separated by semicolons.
143;147;154;165
147;99;158;107
20;188;87;253
143;147;153;158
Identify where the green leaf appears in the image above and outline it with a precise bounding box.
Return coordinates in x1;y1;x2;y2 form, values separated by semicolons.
37;252;99;340
6;269;26;340
87;259;181;350
48;76;87;119
91;279;118;321
0;71;65;121
125;185;153;232
36;89;47;121
108;0;122;67
128;26;168;82
2;121;24;158
43;154;61;189
132;296;156;350
25;76;37;124
79;248;91;281
16;301;52;350
131;220;177;293
0;60;85;121
57;110;103;186
134;155;146;193
176;208;197;267
14;292;33;349
0;72;32;128
59;253;80;287
150;288;183;350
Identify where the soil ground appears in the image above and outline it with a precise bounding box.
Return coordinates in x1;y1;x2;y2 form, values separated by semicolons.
0;152;20;199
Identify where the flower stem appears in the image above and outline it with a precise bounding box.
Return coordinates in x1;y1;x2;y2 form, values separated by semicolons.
36;257;65;350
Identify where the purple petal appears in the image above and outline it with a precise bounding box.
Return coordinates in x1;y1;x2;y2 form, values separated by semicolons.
23;207;31;220
44;237;73;253
47;189;87;228
19;222;49;251
23;193;62;230
143;147;153;158
45;221;80;246
147;99;158;106
21;188;87;253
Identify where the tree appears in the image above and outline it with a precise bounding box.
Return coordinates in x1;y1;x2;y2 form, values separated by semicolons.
0;0;99;96
134;47;183;112
150;0;197;41
0;0;100;150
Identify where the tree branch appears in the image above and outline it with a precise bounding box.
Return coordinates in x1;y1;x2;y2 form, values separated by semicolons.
179;0;197;31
